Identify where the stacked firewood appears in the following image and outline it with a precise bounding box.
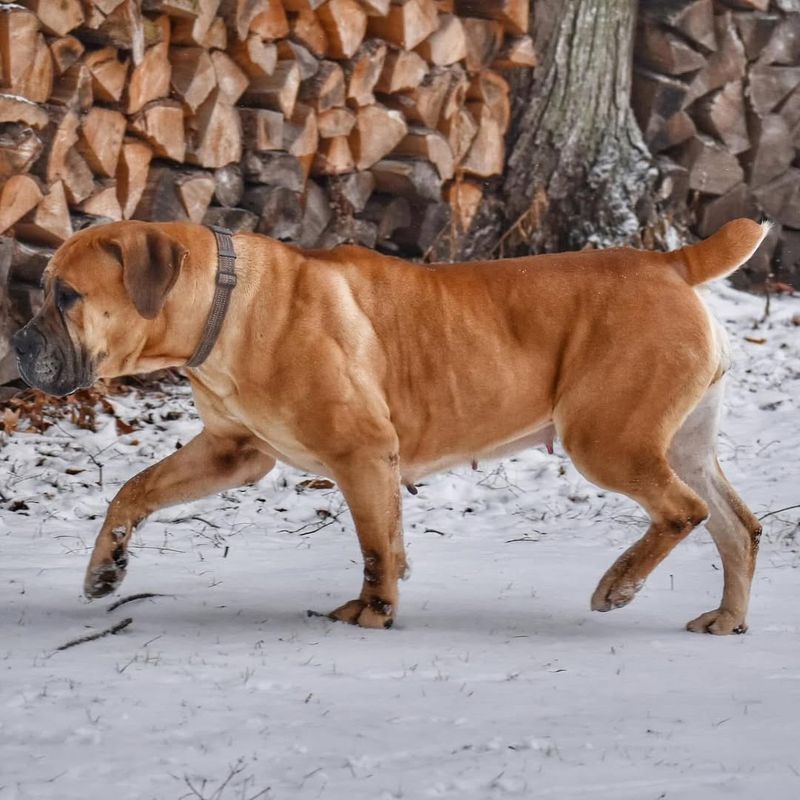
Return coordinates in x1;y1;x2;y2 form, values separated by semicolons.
633;0;800;289
0;0;534;383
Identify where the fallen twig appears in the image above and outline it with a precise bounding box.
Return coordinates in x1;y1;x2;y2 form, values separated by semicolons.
759;504;800;521
106;593;171;613
55;618;132;651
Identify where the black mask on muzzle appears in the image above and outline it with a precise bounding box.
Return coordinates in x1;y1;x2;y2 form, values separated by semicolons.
12;309;93;397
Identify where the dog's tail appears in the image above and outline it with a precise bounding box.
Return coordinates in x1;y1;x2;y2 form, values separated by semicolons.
675;218;771;287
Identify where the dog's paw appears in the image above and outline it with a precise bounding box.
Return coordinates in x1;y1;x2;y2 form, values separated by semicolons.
328;598;394;629
686;608;747;635
84;547;128;599
590;576;644;612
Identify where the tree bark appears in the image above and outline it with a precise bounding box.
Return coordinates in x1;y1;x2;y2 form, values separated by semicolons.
458;0;655;260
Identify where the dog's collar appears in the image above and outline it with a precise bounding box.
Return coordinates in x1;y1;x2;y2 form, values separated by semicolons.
185;225;238;369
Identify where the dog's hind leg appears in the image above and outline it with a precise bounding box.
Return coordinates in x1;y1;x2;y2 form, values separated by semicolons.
555;388;711;619
668;379;762;634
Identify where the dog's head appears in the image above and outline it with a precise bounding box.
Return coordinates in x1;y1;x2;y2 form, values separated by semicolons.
13;222;187;396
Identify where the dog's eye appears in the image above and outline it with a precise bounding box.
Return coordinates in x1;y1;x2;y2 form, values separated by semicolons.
55;283;82;312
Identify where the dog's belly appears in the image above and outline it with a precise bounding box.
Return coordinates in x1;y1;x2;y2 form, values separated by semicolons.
399;422;555;483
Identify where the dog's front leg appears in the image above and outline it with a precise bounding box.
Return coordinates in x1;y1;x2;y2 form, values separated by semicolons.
327;449;403;629
85;429;275;598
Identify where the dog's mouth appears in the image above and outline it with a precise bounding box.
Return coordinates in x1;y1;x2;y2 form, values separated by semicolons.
14;322;95;397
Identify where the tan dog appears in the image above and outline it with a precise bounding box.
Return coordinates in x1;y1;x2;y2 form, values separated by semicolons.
13;218;768;633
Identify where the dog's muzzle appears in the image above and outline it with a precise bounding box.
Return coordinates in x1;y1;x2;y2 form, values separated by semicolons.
13;321;93;397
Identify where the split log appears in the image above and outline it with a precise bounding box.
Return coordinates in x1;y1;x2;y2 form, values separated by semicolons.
49;35;84;73
128;100;186;162
0;174;43;235
277;39;319;79
734;12;780;61
116;138;153;218
81;1;162;65
684;12;746;106
335;170;375;211
743;114;794;190
748;64;800;115
460;102;504;177
317;0;367;59
317;106;355;137
21;0;84;37
175;170;215;222
50;62;92;110
250;1;289;40
366;0;439;50
0;94;48;128
467;70;509;129
345;39;387;106
370;157;441;201
242;185;302;239
695;183;758;238
290;8;328;57
639;0;716;53
172;0;222;46
635;24;706;75
348;104;407;170
757;15;800;66
77;180;123;220
241;60;301;116
169;46;216;112
445;179;482;234
384;66;452;127
61;150;95;205
202;206;259;232
15;180;72;246
438;105;478;163
362;193;411;240
132;165;187;220
296;179;332;247
218;0;268;41
675;134;744;196
78;107;127;178
242;150;304;190
462;18;503;72
185;91;242;168
84;47;129;103
210;49;248;103
453;0;529;36
359;0;391;16
694;80;749;155
34;107;79;185
231;34;277;77
646;111;696;154
239;107;285;150
126;16;172;114
491;34;536;69
375;48;428;94
299;60;346;111
312;135;354;174
393;126;454;180
283;103;319;157
391;199;450;255
213;164;244;206
417;14;467;66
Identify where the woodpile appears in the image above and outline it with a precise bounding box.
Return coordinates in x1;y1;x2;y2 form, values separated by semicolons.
0;0;535;383
633;0;800;289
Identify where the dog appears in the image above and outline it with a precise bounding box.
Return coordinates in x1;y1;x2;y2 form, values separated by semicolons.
13;218;768;633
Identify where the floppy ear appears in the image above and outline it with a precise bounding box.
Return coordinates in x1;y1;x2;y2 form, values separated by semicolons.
106;228;187;319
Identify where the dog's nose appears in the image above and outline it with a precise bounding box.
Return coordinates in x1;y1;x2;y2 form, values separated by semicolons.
12;325;44;360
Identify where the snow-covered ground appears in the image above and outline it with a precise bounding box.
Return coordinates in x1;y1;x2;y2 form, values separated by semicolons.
1;284;798;800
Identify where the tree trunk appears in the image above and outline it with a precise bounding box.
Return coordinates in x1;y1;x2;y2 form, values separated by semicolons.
458;0;655;260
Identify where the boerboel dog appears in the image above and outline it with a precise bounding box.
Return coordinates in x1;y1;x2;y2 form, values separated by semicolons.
13;218;768;633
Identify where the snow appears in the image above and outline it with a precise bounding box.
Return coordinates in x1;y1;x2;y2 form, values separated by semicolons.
1;285;799;800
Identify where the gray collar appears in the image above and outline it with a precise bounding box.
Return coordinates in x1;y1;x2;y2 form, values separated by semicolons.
186;225;238;368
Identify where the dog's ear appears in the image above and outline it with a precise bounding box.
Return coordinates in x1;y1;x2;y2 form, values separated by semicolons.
105;228;187;320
